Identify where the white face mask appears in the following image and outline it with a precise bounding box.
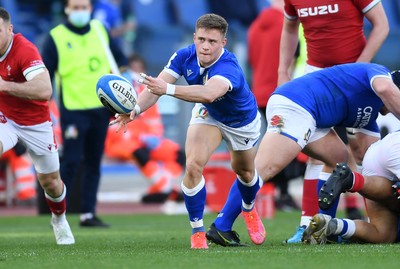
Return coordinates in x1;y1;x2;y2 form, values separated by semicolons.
68;10;91;28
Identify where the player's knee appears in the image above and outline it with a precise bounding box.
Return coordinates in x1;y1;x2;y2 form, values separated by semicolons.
37;172;60;194
185;160;203;179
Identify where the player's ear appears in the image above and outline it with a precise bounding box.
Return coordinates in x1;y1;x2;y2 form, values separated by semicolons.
222;37;227;47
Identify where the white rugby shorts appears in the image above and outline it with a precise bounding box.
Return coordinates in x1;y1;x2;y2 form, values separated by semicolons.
189;103;261;151
0;113;60;174
362;131;400;181
266;94;330;149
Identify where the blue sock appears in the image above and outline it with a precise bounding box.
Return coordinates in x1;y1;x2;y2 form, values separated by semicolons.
317;179;339;217
182;182;206;233
236;176;261;210
214;180;242;232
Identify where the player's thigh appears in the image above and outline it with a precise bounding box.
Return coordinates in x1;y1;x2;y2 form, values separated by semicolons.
304;128;348;168
185;123;222;168
0;119;18;155
14;121;60;174
256;132;302;181
230;146;257;177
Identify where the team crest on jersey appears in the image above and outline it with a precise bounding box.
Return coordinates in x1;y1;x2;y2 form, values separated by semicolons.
6;65;11;76
195;106;208;119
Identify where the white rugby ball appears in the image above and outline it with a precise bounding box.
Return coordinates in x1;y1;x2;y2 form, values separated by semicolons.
96;74;137;114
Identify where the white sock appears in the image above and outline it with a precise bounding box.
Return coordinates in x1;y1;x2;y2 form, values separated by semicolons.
52;213;66;223
334;218;356;239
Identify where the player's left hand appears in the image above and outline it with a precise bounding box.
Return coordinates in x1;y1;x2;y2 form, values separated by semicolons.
391;181;400;199
138;73;167;96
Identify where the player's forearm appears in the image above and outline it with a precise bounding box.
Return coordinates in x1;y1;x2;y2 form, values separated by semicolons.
1;73;52;100
357;25;389;63
136;88;160;113
278;27;299;84
172;84;221;103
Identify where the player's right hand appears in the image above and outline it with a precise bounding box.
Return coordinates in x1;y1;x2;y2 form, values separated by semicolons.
109;113;132;133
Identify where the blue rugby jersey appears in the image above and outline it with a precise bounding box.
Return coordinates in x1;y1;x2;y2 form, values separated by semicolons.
163;44;257;128
273;63;392;133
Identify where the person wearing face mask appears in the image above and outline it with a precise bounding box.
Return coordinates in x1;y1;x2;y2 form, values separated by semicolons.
41;0;127;227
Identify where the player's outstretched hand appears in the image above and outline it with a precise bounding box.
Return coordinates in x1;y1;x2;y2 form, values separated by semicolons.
109;113;132;133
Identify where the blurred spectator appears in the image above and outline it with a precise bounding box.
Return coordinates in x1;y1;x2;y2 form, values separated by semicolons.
92;0;135;54
207;0;258;27
0;143;36;206
105;54;185;204
41;0;127;227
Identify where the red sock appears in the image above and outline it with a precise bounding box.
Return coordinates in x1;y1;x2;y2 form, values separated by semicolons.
349;172;364;192
45;183;67;215
302;180;319;217
46;197;66;215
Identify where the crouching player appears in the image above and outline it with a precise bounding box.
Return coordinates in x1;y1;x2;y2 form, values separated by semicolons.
304;124;400;243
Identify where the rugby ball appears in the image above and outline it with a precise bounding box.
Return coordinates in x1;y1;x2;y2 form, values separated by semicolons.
96;74;137;114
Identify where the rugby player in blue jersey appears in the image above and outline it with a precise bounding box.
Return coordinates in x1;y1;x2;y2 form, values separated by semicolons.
110;13;265;249
204;62;400;246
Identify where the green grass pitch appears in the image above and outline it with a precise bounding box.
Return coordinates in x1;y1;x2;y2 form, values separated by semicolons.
0;211;398;269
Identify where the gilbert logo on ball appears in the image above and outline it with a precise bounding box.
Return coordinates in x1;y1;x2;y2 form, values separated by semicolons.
96;74;137;114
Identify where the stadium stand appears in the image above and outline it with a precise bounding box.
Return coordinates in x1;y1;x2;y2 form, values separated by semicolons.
132;0;186;76
171;0;210;33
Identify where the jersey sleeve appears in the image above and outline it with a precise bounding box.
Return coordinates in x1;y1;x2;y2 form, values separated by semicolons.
283;0;297;20
163;47;189;79
18;40;46;81
368;64;391;94
354;0;381;13
209;59;242;91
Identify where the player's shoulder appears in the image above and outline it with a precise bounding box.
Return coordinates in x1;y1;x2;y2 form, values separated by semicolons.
11;33;40;54
356;63;390;77
217;49;239;66
13;33;34;46
177;44;195;58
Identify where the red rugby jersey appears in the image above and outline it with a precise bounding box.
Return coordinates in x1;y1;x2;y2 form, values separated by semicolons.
0;33;50;125
284;0;379;67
